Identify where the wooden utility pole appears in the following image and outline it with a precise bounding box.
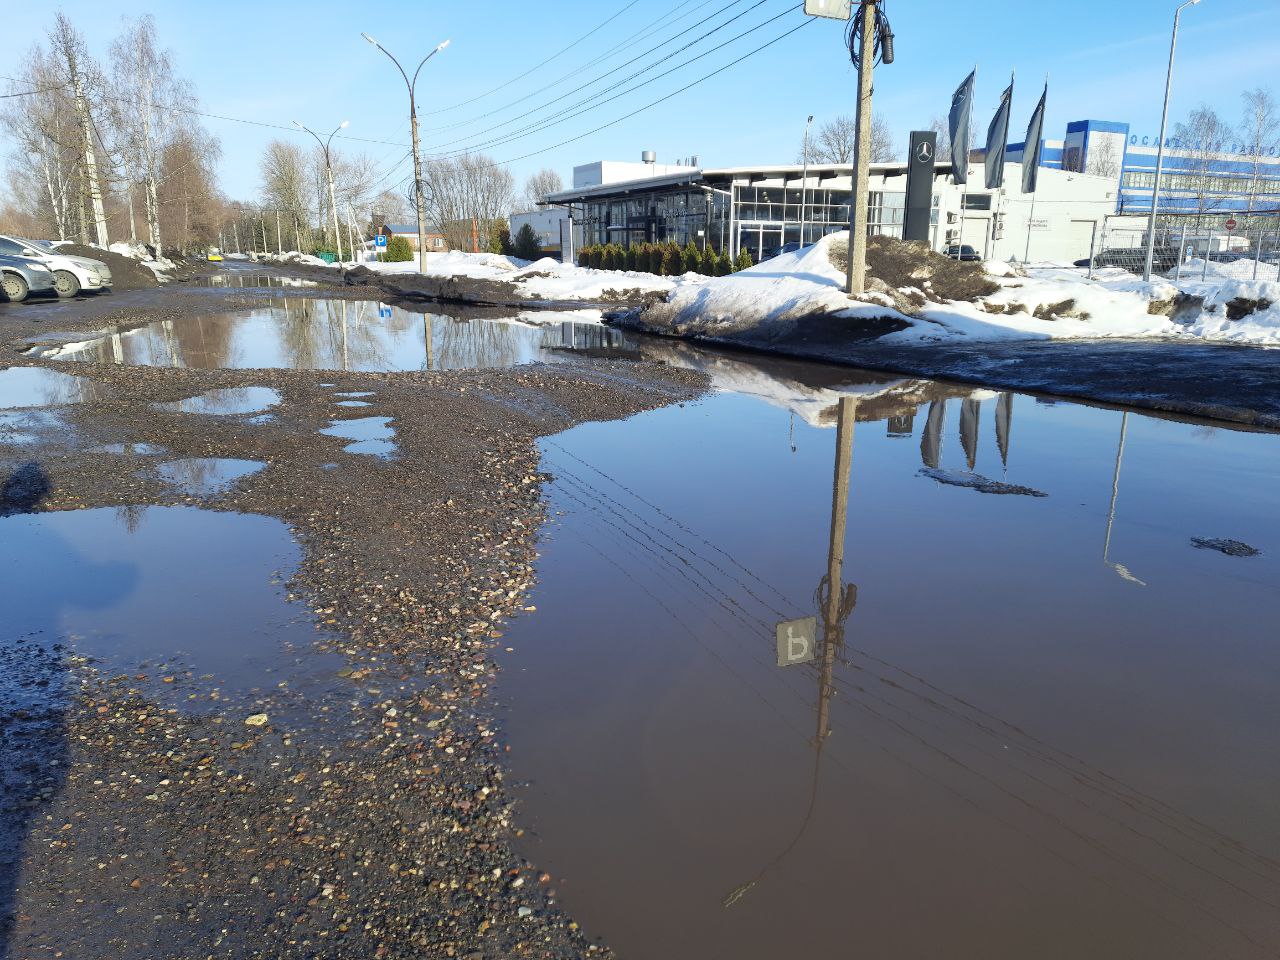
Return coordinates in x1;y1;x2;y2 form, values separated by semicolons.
845;0;877;296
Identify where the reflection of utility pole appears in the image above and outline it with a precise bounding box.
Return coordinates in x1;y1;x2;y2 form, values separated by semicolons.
340;299;349;371
817;395;857;743
1103;411;1146;585
726;396;858;910
423;313;434;371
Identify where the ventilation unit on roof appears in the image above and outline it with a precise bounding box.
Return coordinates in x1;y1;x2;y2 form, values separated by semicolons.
642;150;657;165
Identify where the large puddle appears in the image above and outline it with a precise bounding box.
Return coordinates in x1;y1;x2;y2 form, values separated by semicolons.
32;298;633;372
500;351;1280;958
0;506;338;709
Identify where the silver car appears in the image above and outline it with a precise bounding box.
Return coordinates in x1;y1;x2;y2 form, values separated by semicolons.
0;253;58;303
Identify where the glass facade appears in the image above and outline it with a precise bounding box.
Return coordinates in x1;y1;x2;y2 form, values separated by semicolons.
572;179;936;260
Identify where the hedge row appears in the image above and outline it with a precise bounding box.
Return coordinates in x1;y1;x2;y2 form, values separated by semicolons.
576;240;753;276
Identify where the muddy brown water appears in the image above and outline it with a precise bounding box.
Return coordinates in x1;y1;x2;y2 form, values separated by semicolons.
29;297;633;371
498;351;1280;958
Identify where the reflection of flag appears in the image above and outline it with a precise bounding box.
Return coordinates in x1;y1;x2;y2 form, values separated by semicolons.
1022;83;1048;193
996;392;1013;468
960;398;981;471
948;70;975;185
984;78;1013;190
920;400;945;469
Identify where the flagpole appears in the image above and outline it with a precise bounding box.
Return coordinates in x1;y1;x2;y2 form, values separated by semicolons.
1023;74;1047;265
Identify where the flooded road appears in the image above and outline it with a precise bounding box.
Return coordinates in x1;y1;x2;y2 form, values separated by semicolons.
32;297;633;371
499;350;1280;958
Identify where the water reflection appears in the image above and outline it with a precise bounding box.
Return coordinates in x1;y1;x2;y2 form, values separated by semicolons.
505;357;1280;960
34;298;633;372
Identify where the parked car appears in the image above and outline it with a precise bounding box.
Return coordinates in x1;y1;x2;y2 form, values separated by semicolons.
0;234;112;297
0;253;58;303
207;251;223;262
945;244;980;261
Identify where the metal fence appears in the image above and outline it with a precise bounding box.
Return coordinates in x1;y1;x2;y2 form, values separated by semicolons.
1090;212;1280;282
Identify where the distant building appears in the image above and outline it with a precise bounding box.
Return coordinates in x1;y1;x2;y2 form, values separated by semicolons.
1009;119;1280;217
544;156;1117;263
377;223;448;251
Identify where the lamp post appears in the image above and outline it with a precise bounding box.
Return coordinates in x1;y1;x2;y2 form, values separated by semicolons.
800;114;814;247
293;119;349;262
362;33;450;274
1143;0;1202;282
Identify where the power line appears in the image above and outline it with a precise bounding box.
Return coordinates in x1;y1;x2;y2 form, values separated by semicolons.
431;2;798;160
421;0;753;137
421;0;645;116
0;74;410;149
496;18;816;167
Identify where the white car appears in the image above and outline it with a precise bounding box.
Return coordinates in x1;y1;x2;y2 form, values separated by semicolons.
0;235;112;298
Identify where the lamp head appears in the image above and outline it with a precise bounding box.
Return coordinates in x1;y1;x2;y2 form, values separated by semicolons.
361;33;378;46
292;120;304;130
339;120;350;129
436;39;452;52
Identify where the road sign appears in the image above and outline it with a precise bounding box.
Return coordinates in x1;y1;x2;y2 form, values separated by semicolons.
377;304;392;320
374;234;388;248
803;0;851;19
776;617;818;667
1225;217;1238;232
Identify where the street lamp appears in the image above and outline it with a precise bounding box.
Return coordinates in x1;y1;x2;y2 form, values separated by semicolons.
1142;0;1202;282
800;115;814;247
294;119;349;262
362;33;450;274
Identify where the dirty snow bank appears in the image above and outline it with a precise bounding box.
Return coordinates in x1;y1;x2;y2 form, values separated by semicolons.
104;240;176;280
629;232;1280;347
359;251;678;302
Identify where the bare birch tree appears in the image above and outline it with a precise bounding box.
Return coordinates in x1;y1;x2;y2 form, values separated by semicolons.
423;153;514;251
801;113;895;164
522;168;563;211
49;13;108;245
1238;87;1280;215
1172;105;1233;220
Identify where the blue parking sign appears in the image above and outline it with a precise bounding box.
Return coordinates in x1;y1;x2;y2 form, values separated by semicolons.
375;234;387;249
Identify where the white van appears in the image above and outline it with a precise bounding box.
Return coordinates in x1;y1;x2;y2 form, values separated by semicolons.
0;235;113;298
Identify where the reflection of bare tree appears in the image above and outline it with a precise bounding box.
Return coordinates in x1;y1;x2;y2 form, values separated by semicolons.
114;503;147;534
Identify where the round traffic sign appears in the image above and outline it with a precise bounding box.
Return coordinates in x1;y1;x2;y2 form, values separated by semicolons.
1225;217;1238;231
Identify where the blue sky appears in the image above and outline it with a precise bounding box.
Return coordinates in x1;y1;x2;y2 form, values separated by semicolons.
4;0;1278;203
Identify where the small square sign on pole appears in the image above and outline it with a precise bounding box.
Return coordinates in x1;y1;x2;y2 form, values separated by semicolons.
776;616;818;667
375;234;388;249
804;0;851;19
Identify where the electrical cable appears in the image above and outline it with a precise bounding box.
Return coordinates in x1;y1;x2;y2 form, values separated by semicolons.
495;18;815;167
421;0;645;115
427;0;791;158
422;0;758;137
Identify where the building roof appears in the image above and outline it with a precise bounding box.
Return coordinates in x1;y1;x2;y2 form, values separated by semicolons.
543;161;961;204
382;223;419;234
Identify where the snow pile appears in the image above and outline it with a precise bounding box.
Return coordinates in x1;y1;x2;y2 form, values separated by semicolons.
105;240;177;279
630;233;1280;347
1179;279;1280;345
1178;257;1280;283
636;234;873;337
265;250;332;268
361;250;678;302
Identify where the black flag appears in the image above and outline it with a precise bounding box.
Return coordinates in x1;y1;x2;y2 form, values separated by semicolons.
948;70;975;185
984;78;1013;190
1022;83;1048;193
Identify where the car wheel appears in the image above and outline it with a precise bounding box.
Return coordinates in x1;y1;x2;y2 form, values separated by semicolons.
53;270;81;298
1;272;30;303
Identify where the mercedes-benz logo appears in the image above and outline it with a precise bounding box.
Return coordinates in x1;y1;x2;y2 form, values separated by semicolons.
916;141;934;163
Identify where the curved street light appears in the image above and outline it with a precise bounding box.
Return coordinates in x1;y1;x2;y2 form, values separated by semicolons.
294;119;350;262
362;33;451;273
1143;0;1202;281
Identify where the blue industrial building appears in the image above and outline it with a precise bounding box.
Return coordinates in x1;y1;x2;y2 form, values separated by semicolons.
1009;119;1280;217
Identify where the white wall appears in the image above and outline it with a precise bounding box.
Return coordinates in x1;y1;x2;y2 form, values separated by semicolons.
510;209;565;252
573;160;699;189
